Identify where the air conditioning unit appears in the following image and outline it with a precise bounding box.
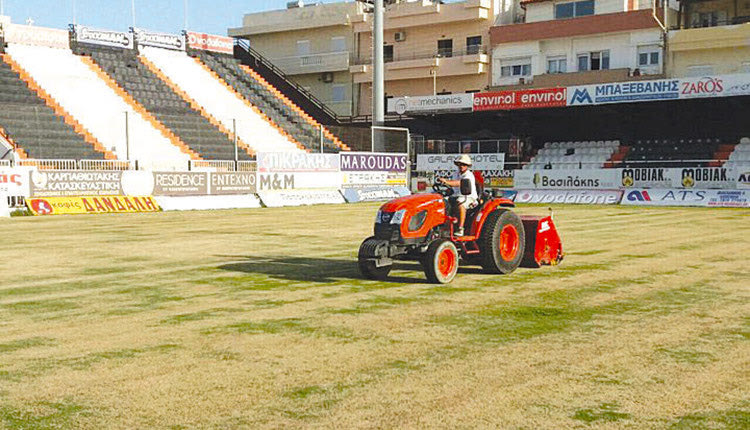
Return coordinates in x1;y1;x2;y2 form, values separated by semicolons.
321;72;334;83
394;31;406;42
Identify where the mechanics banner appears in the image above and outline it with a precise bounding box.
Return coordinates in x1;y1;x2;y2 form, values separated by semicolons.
74;25;134;49
342;186;411;203
257;190;346;208
473;88;566;111
416;153;505;172
621;189;749;207
515;189;622;205
514;169;620;189
133;28;185;51
30;170;123;197
185;31;233;54
388;93;473;115
669;167;733;189
340;152;408;187
619;167;672;188
26;195;161;215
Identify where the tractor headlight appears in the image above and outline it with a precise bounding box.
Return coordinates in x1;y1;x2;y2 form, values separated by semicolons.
375;210;384;224
390;209;407;225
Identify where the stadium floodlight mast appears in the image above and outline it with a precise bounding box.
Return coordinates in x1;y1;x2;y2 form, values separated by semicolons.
356;0;385;127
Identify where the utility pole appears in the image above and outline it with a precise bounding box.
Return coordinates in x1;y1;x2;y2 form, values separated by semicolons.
372;0;384;126
131;0;136;28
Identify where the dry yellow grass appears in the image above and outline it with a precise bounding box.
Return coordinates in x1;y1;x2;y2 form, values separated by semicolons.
0;204;748;429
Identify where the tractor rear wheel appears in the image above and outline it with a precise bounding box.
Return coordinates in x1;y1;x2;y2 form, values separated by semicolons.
423;240;459;284
479;209;525;274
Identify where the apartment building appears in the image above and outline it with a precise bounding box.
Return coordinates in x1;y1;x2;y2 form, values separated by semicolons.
490;0;674;89
351;0;500;116
668;0;750;77
229;2;364;116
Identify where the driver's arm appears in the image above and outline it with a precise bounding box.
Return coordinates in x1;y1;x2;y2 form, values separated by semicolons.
437;177;460;186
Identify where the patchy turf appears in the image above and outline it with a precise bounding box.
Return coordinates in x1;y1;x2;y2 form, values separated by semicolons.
0;203;747;428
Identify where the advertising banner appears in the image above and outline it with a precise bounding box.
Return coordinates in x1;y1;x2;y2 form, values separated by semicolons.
473;88;566;111
416;153;505;172
257;152;341;191
669;167;733;189
342;186;411;203
155;195;261;211
0;167;31;196
515;189;622;205
258;190;346;208
30;170;123;197
567;73;750;107
133;28;185;51
210;172;257;195
340;152;408;187
74;25;134;49
514;169;620;189
185;31;233;54
619;167;672;188
2;23;69;49
388;93;474;115
621;189;749;207
486;169;515;188
736;170;750;189
152;171;208;196
26;195;160;216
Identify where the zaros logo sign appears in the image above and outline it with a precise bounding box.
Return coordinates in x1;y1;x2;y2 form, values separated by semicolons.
681;76;723;97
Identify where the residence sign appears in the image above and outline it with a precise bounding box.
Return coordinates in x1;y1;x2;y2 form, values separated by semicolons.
388;73;750;115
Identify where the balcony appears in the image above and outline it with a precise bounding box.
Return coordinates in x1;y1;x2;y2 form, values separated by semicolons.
350;47;489;83
669;21;750;51
269;51;351;75
490;68;665;91
352;0;492;33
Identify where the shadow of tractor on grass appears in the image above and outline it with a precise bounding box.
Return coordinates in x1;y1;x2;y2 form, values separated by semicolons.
216;255;430;284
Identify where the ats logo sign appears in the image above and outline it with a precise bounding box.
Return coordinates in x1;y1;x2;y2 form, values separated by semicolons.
626;190;652;201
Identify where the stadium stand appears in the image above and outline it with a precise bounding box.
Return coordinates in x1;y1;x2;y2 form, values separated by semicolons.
0;55;112;160
6;44;191;168
140;46;303;153
524;140;620;169
623;138;723;168
195;50;347;153
83;45;252;160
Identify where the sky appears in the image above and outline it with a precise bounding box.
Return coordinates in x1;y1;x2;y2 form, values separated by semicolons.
0;0;327;35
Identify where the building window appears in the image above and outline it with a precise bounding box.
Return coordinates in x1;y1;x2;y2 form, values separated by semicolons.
384;45;394;63
466;36;482;55
555;0;595;19
297;40;310;56
331;36;346;53
690;10;727;28
547;56;567;73
687;65;714;76
331;85;347;103
637;46;660;67
500;58;532;77
437;39;453;58
578;50;609;71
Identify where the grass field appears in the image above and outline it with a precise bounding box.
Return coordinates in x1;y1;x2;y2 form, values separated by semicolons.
1;203;748;429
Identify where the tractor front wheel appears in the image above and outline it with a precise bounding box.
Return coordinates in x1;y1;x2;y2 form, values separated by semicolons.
423;240;459;284
479;209;525;274
358;237;392;280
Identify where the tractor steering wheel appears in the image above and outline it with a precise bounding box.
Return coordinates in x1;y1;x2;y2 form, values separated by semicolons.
433;180;454;197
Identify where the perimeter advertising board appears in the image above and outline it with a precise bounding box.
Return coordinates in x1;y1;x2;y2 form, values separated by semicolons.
256;152;340;191
0;167;31;197
514;169;620;189
258;190;346;208
1;23;69;49
515;189;622;205
736;170;750;189
619;167;672;188
621;189;749;207
74;25;134;49
416;153;505;173
670;167;733;189
185;31;233;54
133;28;185;51
473;88;566;111
340;152;409;202
30;170;123;197
26;195;160;215
388;94;473;115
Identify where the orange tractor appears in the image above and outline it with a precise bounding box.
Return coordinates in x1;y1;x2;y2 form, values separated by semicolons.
358;180;563;283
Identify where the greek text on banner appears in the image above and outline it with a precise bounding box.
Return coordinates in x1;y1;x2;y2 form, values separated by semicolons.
27;196;161;216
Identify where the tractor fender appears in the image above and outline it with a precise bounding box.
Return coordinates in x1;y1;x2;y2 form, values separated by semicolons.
471;198;515;237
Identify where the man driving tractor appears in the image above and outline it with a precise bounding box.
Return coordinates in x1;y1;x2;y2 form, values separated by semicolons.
436;154;477;236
